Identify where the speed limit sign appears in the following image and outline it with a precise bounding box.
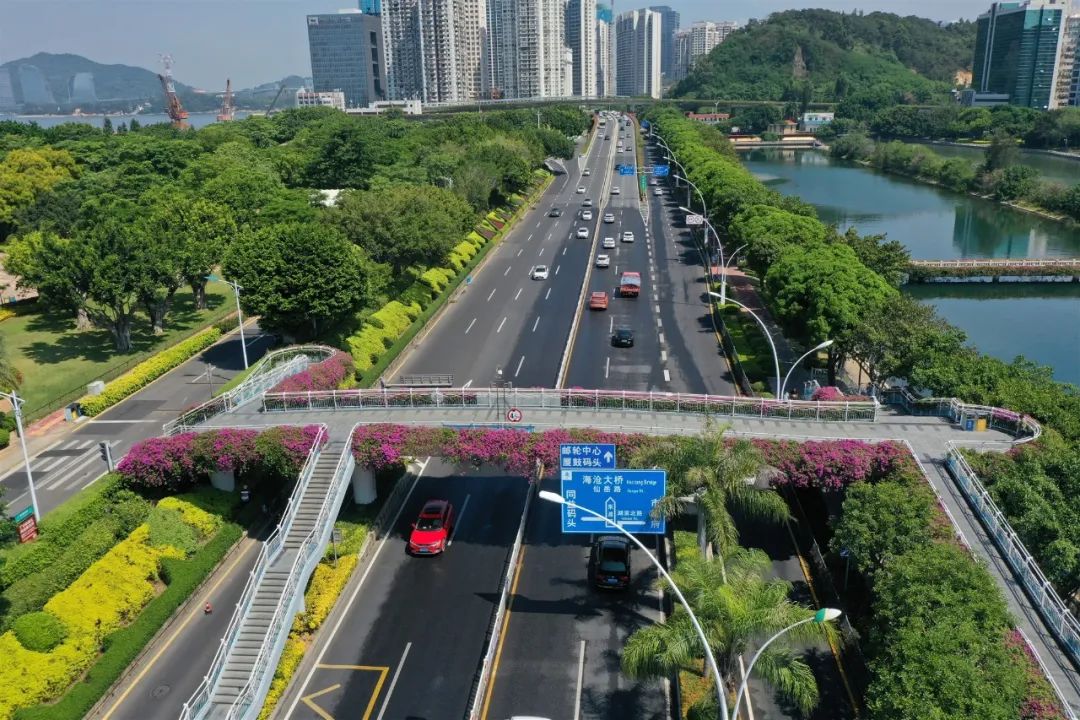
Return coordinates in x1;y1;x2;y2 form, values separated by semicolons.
506;407;523;423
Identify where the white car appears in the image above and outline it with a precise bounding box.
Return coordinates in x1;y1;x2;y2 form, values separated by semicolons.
583;168;591;176
602;236;616;249
595;254;611;268
576;186;586;194
622;231;635;243
576;227;590;239
531;265;549;280
653;187;663;196
611;186;621;195
649;178;659;186
582;210;594;221
603;212;615;223
583;198;593;207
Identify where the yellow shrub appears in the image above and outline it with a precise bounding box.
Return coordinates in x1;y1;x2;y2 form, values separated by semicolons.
0;307;15;323
452;241;477;260
466;231;487;246
370;302;412;338
258;636;307;720
420;268;453;293
157;497;222;539
292;556;358;634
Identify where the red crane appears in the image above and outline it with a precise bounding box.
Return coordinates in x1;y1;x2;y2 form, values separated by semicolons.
157;54;190;129
217;78;235;122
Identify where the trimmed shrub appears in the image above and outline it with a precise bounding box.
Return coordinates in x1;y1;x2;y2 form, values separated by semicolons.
189;428;261;475
157;496;225;538
77;328;223;416
146;507;199;555
258;636;306;720
420;267;454;293
270;351;353;394
12;612;67;653
0;428;8;449
115;433;199;491
347;325;392;371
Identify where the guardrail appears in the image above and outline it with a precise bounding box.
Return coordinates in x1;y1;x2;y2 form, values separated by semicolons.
944;443;1080;676
180;424;328;720
910;258;1080;268
880;386;1041;442
1018;627;1080;720
164;345;336;435
261;387;880;423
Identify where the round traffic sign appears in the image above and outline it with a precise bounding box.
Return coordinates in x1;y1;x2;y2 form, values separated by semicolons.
506;407;523;423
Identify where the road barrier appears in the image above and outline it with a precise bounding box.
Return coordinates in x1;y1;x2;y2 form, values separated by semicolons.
880;386;1041;442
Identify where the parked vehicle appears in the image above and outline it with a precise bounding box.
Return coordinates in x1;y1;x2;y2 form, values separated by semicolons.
619;271;641;297
590;536;631;589
408;500;454;555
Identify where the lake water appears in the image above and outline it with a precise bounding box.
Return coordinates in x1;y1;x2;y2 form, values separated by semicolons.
908;141;1080;186
741;148;1080;385
1;112;252;130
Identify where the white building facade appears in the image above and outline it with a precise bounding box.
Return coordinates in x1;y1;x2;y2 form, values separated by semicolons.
566;0;597;97
596;3;615;96
673;21;738;80
295;89;347;110
615;8;662;99
488;0;571;98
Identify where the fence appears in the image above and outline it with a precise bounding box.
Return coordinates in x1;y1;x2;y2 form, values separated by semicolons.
910;258;1080;268
164;345;336;435
180;424;329;720
880;386;1041;442
944;443;1080;674
261;387;881;423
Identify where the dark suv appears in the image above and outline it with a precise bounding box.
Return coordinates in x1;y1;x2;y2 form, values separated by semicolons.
590;536;631;590
611;327;634;347
549;207;563;217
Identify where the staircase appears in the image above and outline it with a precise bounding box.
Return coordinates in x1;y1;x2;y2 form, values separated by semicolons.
197;436;354;720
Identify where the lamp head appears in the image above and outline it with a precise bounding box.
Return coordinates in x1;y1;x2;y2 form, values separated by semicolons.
814;339;835;351
813;608;842;623
538;490;565;505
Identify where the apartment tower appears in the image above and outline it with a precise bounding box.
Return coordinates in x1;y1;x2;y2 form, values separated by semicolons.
566;0;598;97
307;10;386;108
647;5;680;80
596;3;615;96
616;8;662;98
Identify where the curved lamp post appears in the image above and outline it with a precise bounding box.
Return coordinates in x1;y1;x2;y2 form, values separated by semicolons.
684;206;729;304
0;391;39;522
731;608;842;718
779;340;834;400
206;274;249;369
708;292;781;396
538;490;730;720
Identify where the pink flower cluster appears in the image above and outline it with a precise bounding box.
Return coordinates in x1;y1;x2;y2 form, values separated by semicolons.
191;427;260;474
1006;630;1068;720
811;386;843;401
769;439;911;491
270;352;354;393
116;432;198;491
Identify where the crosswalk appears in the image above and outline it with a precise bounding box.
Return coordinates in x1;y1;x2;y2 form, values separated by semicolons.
2;438;106;508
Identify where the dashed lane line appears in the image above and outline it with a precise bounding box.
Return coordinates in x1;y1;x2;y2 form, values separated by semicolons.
497;317;508;333
465;318;477;334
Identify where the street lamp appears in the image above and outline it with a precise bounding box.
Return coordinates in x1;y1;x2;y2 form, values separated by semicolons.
538;490;730;720
0;391;40;522
730;608;842;718
708;292;781;396
205;274;248;369
779;340;834;400
682;206;727;304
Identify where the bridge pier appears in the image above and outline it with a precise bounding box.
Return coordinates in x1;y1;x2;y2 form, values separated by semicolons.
351;465;377;504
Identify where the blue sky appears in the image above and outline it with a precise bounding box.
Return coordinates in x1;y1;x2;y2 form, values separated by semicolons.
2;0;989;89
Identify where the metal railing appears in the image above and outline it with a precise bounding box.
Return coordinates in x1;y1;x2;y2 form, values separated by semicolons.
1017;627;1080;720
880;386;1041;442
944;443;1080;674
261;387;881;423
910;258;1080;268
164;345;336;435
180;424;328;720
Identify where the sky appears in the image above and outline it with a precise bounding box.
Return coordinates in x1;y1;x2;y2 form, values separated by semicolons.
2;0;990;90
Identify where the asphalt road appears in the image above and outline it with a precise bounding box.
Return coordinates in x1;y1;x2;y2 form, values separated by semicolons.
0;325;275;516
283;462;529;720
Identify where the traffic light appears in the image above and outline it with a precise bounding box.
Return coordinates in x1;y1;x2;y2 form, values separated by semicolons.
99;441;113;470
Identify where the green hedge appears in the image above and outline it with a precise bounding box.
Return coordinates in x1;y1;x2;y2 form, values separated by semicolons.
11;612;67;653
78;327;223;416
14;522;243;720
906;263;1080;282
146;506;199;555
0;428;8;449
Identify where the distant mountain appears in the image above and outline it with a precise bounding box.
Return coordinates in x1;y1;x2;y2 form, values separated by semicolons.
0;53;306;114
672;10;977;103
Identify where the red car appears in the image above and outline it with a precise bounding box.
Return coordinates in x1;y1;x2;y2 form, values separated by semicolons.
408;500;454;555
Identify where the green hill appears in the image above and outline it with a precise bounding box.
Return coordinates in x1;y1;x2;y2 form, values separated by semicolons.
672;10;976;104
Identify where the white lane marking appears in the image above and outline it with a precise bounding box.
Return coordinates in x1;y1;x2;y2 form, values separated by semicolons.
465;318;477;334
609;316;613;333
449;494;470;547
574;640;586;720
547;232;553;241
614;265;618;275
463;379;473;389
661;350;668;362
563;246;567;256
545;288;551;300
514;288;523;301
659;332;665;344
517;248;523;257
539;247;545;257
497;316;507;333
605;357;610;379
504;265;512;276
514;355;525;377
555;265;560;275
528;233;534;242
654;304;660;314
532;317;540;332
657;318;662;328
376;643;413;720
487;288;497;302
284;460;429;718
664;369;671;383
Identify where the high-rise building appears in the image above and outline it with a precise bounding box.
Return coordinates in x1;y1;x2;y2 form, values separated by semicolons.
360;0;382;12
566;0;597;97
382;0;488;103
1055;10;1080;105
647;5;680;80
596;3;615;96
972;0;1075;108
673;20;738;80
68;72;97;104
616;8;662;99
0;68;17;112
17;65;55;106
307;10;385;109
488;0;570;98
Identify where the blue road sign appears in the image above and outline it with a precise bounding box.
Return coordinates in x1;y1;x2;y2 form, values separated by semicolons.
619;165;636;176
652;164;670;177
559;443;616;469
559;469;666;534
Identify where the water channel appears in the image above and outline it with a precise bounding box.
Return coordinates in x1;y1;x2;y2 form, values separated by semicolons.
908;141;1080;186
740;148;1080;385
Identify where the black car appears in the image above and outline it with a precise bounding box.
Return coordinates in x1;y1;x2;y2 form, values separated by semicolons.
591;536;631;590
549;207;563;217
611;327;634;347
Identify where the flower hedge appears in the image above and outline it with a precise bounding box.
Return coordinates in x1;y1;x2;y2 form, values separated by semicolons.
767;439;915;491
269;351;354;394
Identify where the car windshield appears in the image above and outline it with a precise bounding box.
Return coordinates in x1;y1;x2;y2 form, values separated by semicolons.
417;515;443;530
536;266;547;272
599;547;628;573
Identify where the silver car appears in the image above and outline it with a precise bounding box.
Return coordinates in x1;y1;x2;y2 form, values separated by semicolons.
603;212;615;223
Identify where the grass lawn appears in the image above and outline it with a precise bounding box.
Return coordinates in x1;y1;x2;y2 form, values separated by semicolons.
3;284;235;420
720;306;773;387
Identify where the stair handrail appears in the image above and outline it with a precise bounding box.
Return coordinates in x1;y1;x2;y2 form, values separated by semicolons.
180;423;328;720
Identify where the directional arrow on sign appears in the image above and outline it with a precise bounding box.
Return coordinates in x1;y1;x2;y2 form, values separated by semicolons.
603;450;614;464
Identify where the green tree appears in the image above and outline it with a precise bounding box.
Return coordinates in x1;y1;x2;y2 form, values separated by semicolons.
4;230;95;330
224;223;370;337
83;219;154;351
0;147;77;240
831;227;910;287
980;130;1019;174
729;205;828;275
830;480;937;577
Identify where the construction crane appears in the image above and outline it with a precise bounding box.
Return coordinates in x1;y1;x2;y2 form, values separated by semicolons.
157;54;190;129
266;83;289;116
216;78;235;122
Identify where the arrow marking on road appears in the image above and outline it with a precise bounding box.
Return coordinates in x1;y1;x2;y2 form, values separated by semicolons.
300;683;341;720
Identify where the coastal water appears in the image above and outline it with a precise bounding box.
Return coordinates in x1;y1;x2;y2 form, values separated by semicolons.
1;111;252;130
740;148;1080;385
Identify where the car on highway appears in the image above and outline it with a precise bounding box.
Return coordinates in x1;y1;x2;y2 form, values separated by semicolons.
576;186;586;194
602;236;616;249
589;291;609;310
531;265;550;280
653;187;663;196
591;536;632;590
603;212;615;223
611;186;621;195
611;327;635;348
604;134;611;140
576;227;590;239
622;230;635;242
408;500;454;555
583;168;591;176
582;209;593;221
595;254;610;268
548;207;562;217
583;198;593;207
649;178;658;186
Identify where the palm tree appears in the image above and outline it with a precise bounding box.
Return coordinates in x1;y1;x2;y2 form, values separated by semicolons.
629;420;789;557
622;543;830;716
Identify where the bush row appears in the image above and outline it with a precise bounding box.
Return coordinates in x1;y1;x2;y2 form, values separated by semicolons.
77;327;223;416
906;263;1080;282
269;351;354;394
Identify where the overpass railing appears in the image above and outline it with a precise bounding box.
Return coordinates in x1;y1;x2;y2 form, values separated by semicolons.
945;442;1080;675
909;258;1080;268
880;386;1041;442
163;344;336;435
262;387;880;423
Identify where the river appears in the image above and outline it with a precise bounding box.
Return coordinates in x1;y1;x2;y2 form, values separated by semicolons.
908;141;1080;186
741;148;1080;385
0;112;253;130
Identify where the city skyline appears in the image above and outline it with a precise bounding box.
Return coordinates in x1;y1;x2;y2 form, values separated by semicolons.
4;0;991;89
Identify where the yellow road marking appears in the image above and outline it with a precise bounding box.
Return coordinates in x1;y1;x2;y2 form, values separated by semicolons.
480;545;528;720
300;684;341;720
310;665;390;720
100;536;259;720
